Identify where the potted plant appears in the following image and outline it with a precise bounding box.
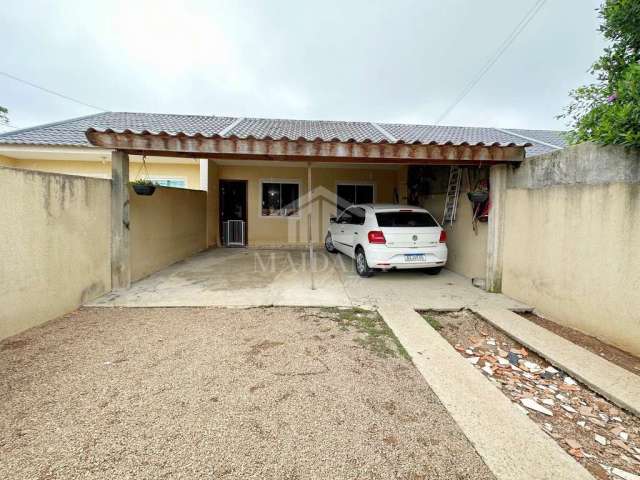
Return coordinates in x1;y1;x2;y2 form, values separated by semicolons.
467;179;489;203
131;178;156;196
467;190;489;203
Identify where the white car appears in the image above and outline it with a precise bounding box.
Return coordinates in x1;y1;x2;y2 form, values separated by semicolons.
325;204;447;277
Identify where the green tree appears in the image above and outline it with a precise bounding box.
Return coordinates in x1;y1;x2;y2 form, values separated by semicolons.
561;0;640;147
0;106;7;125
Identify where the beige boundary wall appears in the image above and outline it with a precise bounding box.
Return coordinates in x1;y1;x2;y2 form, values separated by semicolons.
0;166;111;339
418;169;489;280
129;185;207;281
0;166;208;340
502;143;640;355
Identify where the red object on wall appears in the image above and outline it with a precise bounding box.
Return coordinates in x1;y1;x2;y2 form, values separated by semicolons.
478;199;490;222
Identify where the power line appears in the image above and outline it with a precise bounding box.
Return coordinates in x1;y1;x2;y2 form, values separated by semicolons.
435;0;547;125
0;71;108;112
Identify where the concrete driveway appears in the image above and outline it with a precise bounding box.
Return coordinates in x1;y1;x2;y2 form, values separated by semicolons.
89;248;528;311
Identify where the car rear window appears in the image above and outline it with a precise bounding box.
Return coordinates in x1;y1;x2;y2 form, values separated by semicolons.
375;211;438;227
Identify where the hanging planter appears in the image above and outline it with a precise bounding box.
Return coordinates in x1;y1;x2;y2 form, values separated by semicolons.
130;155;156;196
467;178;489;203
467;190;489;203
131;179;156;196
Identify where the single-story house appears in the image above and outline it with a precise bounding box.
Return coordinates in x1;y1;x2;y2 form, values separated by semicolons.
0;112;567;291
0;112;565;189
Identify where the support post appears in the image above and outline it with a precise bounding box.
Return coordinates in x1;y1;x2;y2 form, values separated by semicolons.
485;164;507;293
199;158;208;191
111;150;130;290
204;160;219;247
307;163;315;290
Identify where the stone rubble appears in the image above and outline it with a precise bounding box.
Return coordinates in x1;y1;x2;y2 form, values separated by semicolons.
451;327;640;479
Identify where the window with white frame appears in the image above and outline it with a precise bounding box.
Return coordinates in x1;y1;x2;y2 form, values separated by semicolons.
336;183;374;214
149;178;187;188
261;181;300;216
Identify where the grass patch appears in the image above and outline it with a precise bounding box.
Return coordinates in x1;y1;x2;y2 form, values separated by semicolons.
423;315;443;331
323;307;409;360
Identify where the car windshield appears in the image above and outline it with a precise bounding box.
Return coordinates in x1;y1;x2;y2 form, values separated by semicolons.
375;211;438;227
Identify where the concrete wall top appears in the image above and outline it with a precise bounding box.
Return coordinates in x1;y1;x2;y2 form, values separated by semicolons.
509;143;640;190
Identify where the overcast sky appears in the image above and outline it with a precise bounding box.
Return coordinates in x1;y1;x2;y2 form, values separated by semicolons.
1;0;605;132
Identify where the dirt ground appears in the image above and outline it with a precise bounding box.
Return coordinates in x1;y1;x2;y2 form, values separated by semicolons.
425;310;640;480
522;313;640;376
0;307;494;480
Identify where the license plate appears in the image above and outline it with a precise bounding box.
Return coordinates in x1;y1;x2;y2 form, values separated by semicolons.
404;254;426;263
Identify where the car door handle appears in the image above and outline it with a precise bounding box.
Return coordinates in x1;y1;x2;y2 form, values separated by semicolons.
340;230;344;233
354;232;358;235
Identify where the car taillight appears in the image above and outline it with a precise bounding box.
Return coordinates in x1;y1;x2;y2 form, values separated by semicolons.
368;231;386;244
439;230;447;243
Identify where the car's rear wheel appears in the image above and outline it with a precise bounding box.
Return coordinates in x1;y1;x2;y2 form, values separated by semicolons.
424;267;442;275
325;232;338;253
355;248;374;277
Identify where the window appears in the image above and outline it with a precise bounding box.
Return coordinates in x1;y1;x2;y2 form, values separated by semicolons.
337;207;366;225
348;207;366;225
336;184;374;214
149;178;187;188
337;210;353;224
375;211;438;227
261;181;300;216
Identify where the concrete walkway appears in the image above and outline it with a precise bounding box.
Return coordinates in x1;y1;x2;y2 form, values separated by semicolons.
475;308;640;417
88;248;530;312
378;304;594;480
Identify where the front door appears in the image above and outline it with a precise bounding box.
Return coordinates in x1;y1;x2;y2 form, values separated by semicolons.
219;180;247;246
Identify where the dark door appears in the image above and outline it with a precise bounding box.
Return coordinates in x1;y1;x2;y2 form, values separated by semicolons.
219;180;247;246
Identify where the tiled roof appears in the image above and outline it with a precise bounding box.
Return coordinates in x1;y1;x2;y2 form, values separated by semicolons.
500;128;567;157
0;111;566;156
380;123;525;146
0;112;237;147
228;117;388;143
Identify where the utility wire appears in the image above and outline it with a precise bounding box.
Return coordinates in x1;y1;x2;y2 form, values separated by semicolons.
0;71;108;112
435;0;547;125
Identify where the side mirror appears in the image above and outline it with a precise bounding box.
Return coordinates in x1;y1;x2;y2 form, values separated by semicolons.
329;216;337;224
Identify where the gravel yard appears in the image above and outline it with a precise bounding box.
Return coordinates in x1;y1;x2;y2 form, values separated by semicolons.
0;307;493;480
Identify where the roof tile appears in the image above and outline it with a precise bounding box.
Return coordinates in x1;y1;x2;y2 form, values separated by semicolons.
0;111;566;157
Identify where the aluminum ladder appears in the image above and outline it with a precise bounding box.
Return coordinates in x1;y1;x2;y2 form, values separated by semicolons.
442;166;462;225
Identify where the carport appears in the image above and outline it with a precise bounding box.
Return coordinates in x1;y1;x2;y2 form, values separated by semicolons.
85;123;527;295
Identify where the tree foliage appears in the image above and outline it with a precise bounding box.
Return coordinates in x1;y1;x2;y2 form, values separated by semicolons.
561;0;640;147
0;106;7;125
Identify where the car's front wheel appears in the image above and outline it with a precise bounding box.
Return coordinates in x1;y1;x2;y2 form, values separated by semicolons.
355;248;374;277
325;232;338;253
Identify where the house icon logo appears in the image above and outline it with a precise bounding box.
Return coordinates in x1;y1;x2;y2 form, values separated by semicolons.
284;186;353;245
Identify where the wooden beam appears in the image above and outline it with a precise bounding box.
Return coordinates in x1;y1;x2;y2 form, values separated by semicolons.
86;131;525;165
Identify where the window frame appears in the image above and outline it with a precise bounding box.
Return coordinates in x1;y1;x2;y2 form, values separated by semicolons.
335;182;376;214
148;176;188;188
347;206;367;225
259;179;302;218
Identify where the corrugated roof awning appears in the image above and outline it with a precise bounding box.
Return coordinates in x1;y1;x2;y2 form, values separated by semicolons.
85;128;527;165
